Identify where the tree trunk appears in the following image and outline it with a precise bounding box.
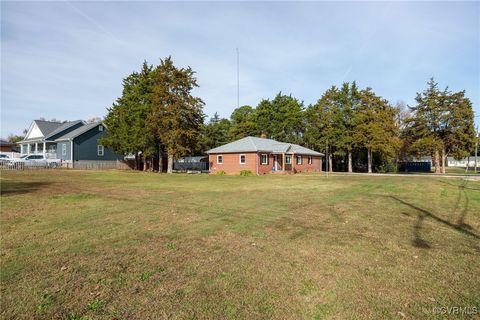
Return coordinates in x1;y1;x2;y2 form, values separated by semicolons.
134;152;139;170
143;155;148;171
434;149;441;173
167;154;173;174
441;148;446;174
158;145;163;173
348;150;353;173
329;154;333;173
367;149;372;173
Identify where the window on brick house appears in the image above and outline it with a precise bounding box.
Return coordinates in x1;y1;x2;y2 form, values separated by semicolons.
261;154;268;165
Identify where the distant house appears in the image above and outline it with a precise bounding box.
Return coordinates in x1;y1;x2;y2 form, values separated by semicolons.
206;136;324;175
446;156;478;168
411;156;478;168
0;139;19;153
17;120;123;168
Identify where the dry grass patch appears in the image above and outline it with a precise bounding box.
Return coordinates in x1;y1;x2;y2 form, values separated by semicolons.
1;170;479;319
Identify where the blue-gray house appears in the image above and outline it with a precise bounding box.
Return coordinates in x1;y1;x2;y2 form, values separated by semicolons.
18;120;123;168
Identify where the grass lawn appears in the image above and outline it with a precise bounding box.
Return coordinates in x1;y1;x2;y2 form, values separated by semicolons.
1;170;479;319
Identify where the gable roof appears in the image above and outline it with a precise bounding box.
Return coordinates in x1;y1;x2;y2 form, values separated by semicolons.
55;122;103;141
44;120;84;139
34;120;65;137
206;136;324;156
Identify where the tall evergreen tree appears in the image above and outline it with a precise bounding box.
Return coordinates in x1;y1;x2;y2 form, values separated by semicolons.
406;78;444;173
254;93;305;144
199;113;231;151
439;90;476;173
102;61;156;170
304;87;340;172
353;88;400;173
228;105;257;140
335;82;360;172
407;78;475;173
148;57;205;173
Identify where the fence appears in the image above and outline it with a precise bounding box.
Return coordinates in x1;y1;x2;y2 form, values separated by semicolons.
0;162;62;170
0;160;132;171
72;160;131;170
173;161;209;172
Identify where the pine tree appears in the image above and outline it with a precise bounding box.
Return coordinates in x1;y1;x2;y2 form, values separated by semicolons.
304;86;342;172
228;105;257;140
335;82;360;172
254;93;305;144
102;61;156;170
353;88;400;173
439;90;476;173
148;57;205;174
407;78;475;173
199;113;231;151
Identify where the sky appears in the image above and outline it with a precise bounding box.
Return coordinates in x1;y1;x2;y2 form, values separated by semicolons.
1;1;479;137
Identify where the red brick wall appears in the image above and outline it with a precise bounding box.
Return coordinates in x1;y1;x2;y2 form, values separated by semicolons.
209;152;322;175
291;155;322;173
209;152;258;174
0;145;13;152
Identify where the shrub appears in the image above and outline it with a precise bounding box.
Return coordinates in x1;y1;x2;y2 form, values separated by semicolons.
239;170;254;176
216;170;226;175
377;160;397;173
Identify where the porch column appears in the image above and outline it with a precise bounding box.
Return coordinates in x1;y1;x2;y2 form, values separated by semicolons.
292;153;295;172
43;142;46;156
35;143;38;154
282;153;285;172
27;144;31;154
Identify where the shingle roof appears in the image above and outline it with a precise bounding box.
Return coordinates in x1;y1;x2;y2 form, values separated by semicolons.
0;139;13;146
55;122;102;141
44;120;84;139
206;136;324;156
34;120;65;136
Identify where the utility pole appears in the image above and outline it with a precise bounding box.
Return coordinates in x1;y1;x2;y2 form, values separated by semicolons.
475;126;478;174
236;47;239;109
326;140;329;178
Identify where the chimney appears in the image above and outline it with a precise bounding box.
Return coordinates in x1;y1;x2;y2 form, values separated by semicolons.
260;133;267;139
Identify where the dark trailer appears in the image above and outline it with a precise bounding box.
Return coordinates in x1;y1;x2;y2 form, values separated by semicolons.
173;156;209;172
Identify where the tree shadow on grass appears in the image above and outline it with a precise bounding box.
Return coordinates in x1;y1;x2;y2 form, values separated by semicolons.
0;180;52;196
386;195;480;249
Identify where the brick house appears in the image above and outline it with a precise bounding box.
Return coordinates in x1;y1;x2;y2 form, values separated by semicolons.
206;136;324;175
0;139;19;153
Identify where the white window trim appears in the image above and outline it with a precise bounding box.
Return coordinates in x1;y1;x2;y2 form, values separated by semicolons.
97;145;104;156
62;144;67;156
285;155;292;164
239;154;246;164
98;125;104;131
260;154;268;165
217;155;223;164
296;155;302;165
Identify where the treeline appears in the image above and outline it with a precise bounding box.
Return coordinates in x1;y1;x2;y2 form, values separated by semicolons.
103;58;477;173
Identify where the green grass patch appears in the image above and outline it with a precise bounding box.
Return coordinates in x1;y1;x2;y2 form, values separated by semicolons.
1;170;479;319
